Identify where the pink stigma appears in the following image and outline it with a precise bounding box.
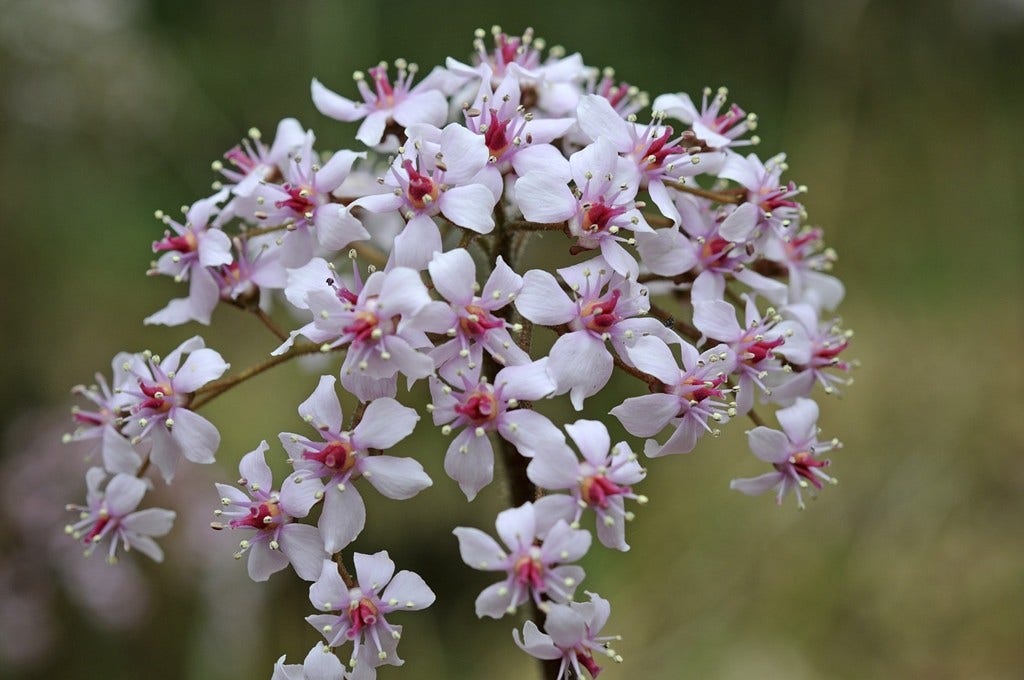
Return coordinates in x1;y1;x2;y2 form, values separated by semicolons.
455;391;499;423
402;160;437;209
581;475;629;509
229;501;282;530
347;598;379;638
513;554;545;590
275;184;316;217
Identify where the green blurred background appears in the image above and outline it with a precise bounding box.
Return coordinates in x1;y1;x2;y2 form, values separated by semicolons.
1;0;1022;678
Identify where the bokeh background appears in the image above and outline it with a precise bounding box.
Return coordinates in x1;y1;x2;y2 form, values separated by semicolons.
1;0;1021;678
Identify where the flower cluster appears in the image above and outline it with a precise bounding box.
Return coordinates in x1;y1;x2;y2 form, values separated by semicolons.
62;26;854;679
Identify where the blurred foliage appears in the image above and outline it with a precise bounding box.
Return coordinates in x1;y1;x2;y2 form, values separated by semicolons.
0;0;1021;678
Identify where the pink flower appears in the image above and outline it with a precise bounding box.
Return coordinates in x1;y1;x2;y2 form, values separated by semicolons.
611;336;736;457
64;352;142;475
145;190;232;326
515;256;677;409
762;226;844;312
352;123;496;269
215;118;307;197
653;86;759;151
120;336;229;482
306;552;435;670
513;592;621;679
429;361;563;500
65;468;175;563
730;397;840;508
312;60;449;147
427;248;528;382
693;297;810;414
527;420;646;551
515;137;653;278
212;441;327;582
272;644;351;680
719;152;805;234
769;303;854;402
279;376;429;553
453;502;591;618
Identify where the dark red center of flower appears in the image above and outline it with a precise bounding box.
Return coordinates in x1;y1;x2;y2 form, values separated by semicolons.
224;146;257;173
580;475;629;509
304;440;357;474
743;336;785;364
583;202;627;233
368;65;395;106
678;374;725;403
640;129;685;171
580;290;622;334
229;501;282;530
275;184;317;217
459;304;504;337
701;236;733;262
757;185;799;213
344;310;380;344
576;649;603;678
138;381;174;412
713;103;746;133
454;390;500;423
347;597;379;637
82;514;111;544
513;553;545;590
483;108;512;158
402;160;439;210
777;451;831;490
154;230;198;254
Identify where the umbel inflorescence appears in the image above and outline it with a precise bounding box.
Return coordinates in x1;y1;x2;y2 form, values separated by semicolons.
62;26;854;680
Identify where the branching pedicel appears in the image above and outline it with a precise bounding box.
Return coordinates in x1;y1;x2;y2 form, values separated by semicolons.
62;26;855;680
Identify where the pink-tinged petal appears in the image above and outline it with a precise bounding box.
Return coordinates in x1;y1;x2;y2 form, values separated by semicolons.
267;118;306;163
316;204;369;251
280;471;325;518
126;512;174;547
187;189;227;228
496;502;536;551
173;347;229;393
126;535;164;562
382;570;436;611
510;143;571;180
444;428;494;501
526;443;579;491
598;239;640;280
691;270;725;304
776;397;819;446
283;257;334;310
355;110;390;147
144;276;216;327
569;136;621;187
800;271;845;312
514;173;576;223
565;420;610;462
391;214;442;270
513;621;561;659
544;603;588;648
498;410;565;458
103;474;147;516
648;179;681;225
278;523;328;582
576;94;632;150
735;373;755;415
319;486;365;553
540;520;591;563
730;471;785;496
596;497;629;550
482;256;523;306
476;580;516;619
148;425;180;483
161;336;205;375
453;527;507;571
198;228;233;267
340;371;398;403
646;417;702;457
354;550;396;592
247;541;290;581
735;268;789;305
299;375;344;434
610;393;680;438
438;123;490;182
352;397;418;449
624;336;680;384
380;336;435;380
719;202;759;242
533;494;577;535
483;328;531;366
524;116;576;144
774;320;811;365
635;228;698;276
310;559;350;610
547;332;613;410
748;426;791;463
546;565;584;602
393;89;448;129
352;191;404;214
428;377;460;424
214;482;250;508
378;265;432;317
101;427;141;475
311;79;364;122
495;359;557;401
169;408;219;464
360;455;432;500
439;184;497;232
652;92;699;123
693;300;742;342
316;150;363;192
238;441;273;492
428;248;477;304
300;644;346;680
515;270;575;325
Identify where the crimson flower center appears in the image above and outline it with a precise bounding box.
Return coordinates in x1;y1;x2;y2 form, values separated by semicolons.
513;553;545;590
304;440;357;473
455;391;499;423
230;500;283;530
580;474;628;509
348;597;379;637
